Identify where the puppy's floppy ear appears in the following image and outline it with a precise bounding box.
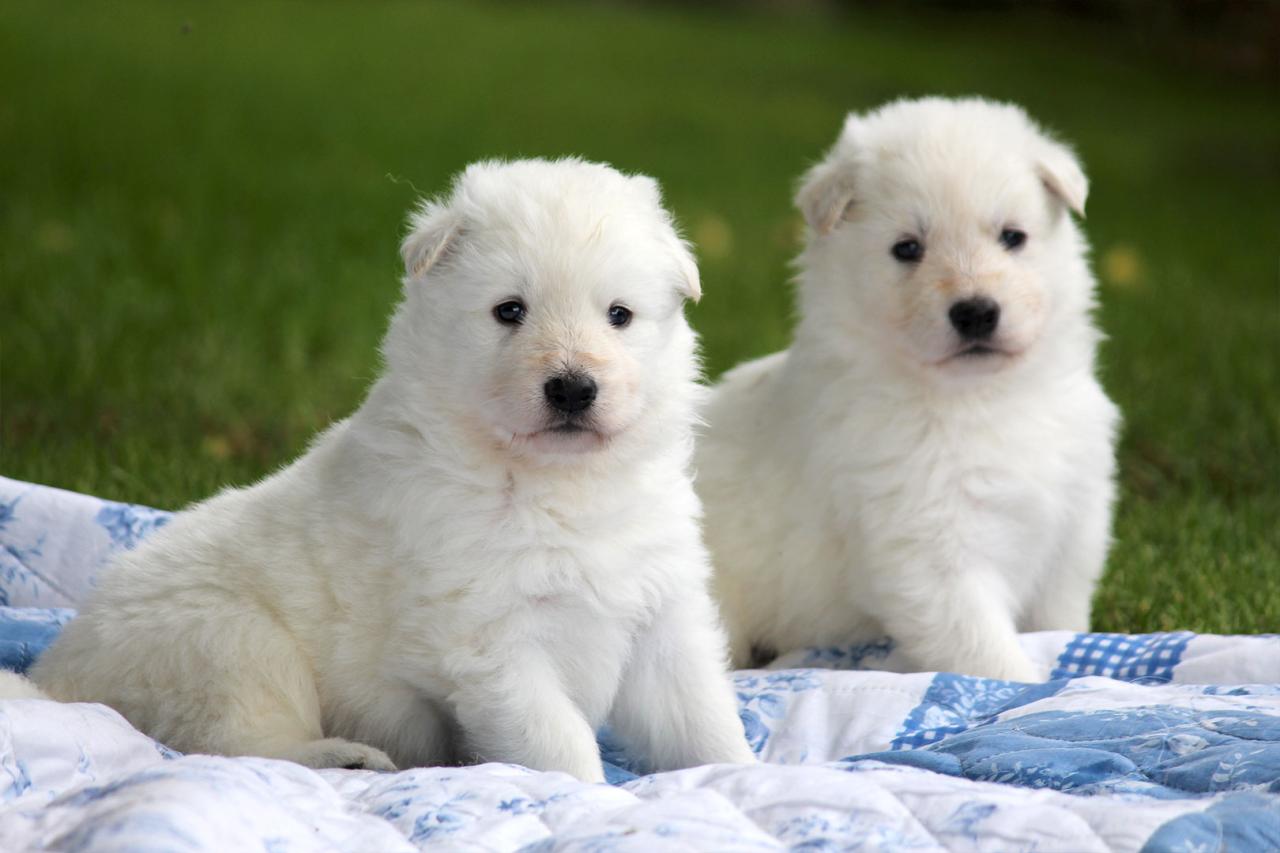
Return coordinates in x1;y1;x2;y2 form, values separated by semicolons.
628;173;664;208
668;234;702;303
400;199;463;280
631;173;702;303
1035;139;1088;218
796;157;857;236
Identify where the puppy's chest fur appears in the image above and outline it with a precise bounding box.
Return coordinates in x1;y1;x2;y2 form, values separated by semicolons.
415;476;684;604
390;471;693;720
822;383;1100;584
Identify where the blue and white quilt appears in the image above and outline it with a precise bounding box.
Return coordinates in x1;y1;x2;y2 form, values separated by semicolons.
2;475;1278;851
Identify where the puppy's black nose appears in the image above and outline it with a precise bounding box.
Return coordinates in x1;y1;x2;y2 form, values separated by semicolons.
949;297;1000;340
544;373;597;414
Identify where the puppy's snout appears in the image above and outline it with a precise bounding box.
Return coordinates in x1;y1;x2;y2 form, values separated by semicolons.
544;372;597;414
949;297;1000;341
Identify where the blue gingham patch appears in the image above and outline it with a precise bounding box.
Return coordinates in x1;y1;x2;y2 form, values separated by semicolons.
1051;631;1194;683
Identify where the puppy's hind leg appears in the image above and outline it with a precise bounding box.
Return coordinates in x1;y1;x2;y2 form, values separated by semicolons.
332;682;454;771
163;605;397;771
260;737;398;772
205;665;398;771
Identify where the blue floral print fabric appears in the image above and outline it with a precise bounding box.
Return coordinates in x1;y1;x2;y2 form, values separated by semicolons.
2;475;1279;851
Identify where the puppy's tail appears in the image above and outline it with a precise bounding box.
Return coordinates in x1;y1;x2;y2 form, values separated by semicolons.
0;669;50;700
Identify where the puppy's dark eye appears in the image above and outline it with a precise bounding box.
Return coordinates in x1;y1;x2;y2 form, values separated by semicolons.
891;239;923;263
493;300;526;326
999;228;1027;251
608;304;633;328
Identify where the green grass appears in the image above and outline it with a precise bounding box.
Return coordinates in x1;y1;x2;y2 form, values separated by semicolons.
2;1;1276;633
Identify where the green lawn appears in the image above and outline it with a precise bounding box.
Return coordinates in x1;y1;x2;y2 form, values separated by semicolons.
2;1;1276;633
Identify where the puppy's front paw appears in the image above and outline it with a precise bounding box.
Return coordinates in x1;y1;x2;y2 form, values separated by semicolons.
669;731;758;769
712;742;759;766
978;656;1045;684
292;737;399;772
568;757;607;785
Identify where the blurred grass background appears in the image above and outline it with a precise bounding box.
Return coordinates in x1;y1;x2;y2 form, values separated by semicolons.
1;1;1276;632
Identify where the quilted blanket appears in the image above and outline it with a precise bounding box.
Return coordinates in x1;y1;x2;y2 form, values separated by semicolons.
2;475;1278;851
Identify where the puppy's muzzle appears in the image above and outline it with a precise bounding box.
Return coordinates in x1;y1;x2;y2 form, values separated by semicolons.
544;371;597;415
949;296;1000;341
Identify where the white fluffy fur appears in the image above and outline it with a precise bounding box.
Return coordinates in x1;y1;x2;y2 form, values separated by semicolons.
28;158;754;782
698;98;1120;681
0;669;49;700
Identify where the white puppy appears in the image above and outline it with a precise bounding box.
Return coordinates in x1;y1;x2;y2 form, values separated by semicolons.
29;158;754;782
698;98;1119;682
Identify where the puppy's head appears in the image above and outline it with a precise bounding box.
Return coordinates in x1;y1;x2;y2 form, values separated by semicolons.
387;158;702;463
795;97;1092;381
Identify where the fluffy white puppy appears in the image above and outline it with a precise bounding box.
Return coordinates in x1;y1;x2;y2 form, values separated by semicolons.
698;98;1120;682
28;158;754;782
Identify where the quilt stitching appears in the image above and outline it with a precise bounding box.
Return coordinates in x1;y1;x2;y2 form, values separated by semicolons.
889;675;1065;751
4;477;1280;851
